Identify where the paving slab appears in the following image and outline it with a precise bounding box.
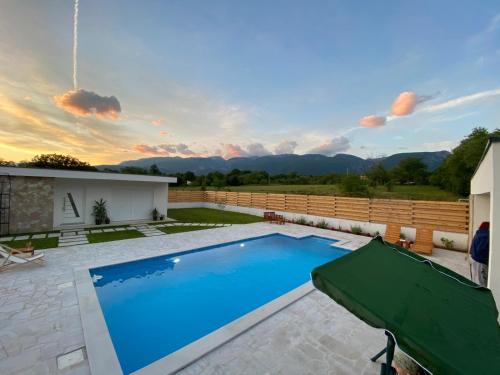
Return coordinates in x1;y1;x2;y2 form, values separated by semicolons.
0;236;14;242
47;233;61;238
31;234;47;239
90;229;103;234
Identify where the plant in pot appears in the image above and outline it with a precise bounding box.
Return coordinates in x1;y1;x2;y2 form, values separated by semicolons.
92;199;108;225
152;208;159;221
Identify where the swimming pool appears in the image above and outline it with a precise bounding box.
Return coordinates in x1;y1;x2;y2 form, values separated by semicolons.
89;233;348;374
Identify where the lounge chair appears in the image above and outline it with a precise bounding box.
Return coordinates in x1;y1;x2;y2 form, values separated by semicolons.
411;227;434;255
0;243;44;268
384;223;401;245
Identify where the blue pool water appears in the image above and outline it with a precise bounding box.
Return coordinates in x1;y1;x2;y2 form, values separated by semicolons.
90;233;348;374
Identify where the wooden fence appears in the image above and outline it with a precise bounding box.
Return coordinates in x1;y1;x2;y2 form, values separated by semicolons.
169;190;469;233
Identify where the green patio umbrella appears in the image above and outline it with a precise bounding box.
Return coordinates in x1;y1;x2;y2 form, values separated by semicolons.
311;236;500;375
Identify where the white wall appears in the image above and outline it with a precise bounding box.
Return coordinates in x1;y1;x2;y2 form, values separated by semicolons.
54;179;169;227
169;202;469;250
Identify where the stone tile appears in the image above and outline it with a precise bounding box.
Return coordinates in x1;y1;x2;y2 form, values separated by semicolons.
61;232;76;237
102;229;115;233
90;229;103;233
77;231;89;235
114;227;126;231
0;236;14;242
31;234;47;239
47;233;60;238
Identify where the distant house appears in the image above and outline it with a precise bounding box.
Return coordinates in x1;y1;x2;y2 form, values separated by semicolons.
0;167;176;234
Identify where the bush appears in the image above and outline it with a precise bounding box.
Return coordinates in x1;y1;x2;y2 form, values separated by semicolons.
351;225;363;235
316;220;329;229
441;237;454;250
340;175;369;197
294;216;308;225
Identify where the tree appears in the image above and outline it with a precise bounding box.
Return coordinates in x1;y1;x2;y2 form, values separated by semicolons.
431;127;500;196
340;174;369;197
367;163;390;186
391;158;428;185
22;154;97;171
120;166;149;175
149;164;162;175
0;158;15;166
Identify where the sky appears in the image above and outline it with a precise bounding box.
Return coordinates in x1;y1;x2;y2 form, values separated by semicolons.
0;0;499;165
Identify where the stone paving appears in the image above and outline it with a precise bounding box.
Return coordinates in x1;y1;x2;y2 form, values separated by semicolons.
0;223;469;375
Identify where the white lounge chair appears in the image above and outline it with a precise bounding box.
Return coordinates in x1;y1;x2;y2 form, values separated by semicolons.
0;243;44;268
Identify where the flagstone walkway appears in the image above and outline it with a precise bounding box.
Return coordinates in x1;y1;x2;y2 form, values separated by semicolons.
0;222;233;248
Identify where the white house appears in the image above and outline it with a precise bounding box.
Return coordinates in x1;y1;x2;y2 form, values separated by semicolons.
470;136;500;313
0;167;176;234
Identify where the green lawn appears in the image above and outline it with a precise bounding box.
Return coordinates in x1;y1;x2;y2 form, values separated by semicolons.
87;230;145;244
168;208;264;224
172;184;459;201
159;225;216;235
3;237;59;250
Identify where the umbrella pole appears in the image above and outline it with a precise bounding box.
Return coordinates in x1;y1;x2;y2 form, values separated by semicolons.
370;331;396;375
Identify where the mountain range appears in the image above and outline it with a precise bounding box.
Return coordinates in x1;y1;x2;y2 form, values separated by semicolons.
98;151;450;176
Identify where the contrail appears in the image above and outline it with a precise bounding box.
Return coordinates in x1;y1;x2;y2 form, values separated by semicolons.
73;0;79;90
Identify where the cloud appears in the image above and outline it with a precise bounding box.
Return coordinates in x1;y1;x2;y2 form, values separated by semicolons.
422;88;500;113
219;144;248;159
217;143;272;159
359;115;386;128
390;91;438;116
152;118;165;126
275;140;298;154
308;136;350;156
132;144;167;156
54;89;121;119
159;131;169;136
132;143;198;156
246;143;272;156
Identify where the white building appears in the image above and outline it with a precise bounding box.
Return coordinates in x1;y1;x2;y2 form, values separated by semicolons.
470;136;500;311
0;167;176;234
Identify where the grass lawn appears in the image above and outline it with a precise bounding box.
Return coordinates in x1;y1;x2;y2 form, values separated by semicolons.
159;225;216;235
168;208;264;224
87;230;145;244
172;184;459;201
3;237;59;250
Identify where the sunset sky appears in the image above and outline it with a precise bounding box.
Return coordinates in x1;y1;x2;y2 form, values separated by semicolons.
1;0;500;164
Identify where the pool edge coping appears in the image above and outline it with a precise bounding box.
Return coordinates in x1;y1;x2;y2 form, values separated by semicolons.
74;230;351;375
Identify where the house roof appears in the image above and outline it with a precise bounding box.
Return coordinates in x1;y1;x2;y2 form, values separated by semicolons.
0;167;177;183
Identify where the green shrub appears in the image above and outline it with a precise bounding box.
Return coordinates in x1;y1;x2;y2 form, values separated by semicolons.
340;175;369;197
400;232;406;240
316;220;329;229
351;225;363;235
294;216;308;225
441;237;454;250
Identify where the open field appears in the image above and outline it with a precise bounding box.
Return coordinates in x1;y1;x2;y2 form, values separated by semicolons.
172;184;460;201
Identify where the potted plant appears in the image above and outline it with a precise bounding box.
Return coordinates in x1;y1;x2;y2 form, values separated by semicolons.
92;199;108;225
152;208;159;221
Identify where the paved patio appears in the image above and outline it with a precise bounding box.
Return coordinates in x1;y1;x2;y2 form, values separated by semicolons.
0;223;469;375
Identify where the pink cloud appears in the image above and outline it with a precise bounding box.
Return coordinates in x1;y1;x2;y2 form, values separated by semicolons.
54;89;121;119
391;91;418;116
222;144;248;158
132;144;169;156
359;115;386;128
152;118;165;126
159;131;169;137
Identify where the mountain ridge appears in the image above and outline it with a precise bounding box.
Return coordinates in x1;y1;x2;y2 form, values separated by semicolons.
98;151;450;176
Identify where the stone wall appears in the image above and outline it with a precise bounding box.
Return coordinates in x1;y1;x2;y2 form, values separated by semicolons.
8;176;55;234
